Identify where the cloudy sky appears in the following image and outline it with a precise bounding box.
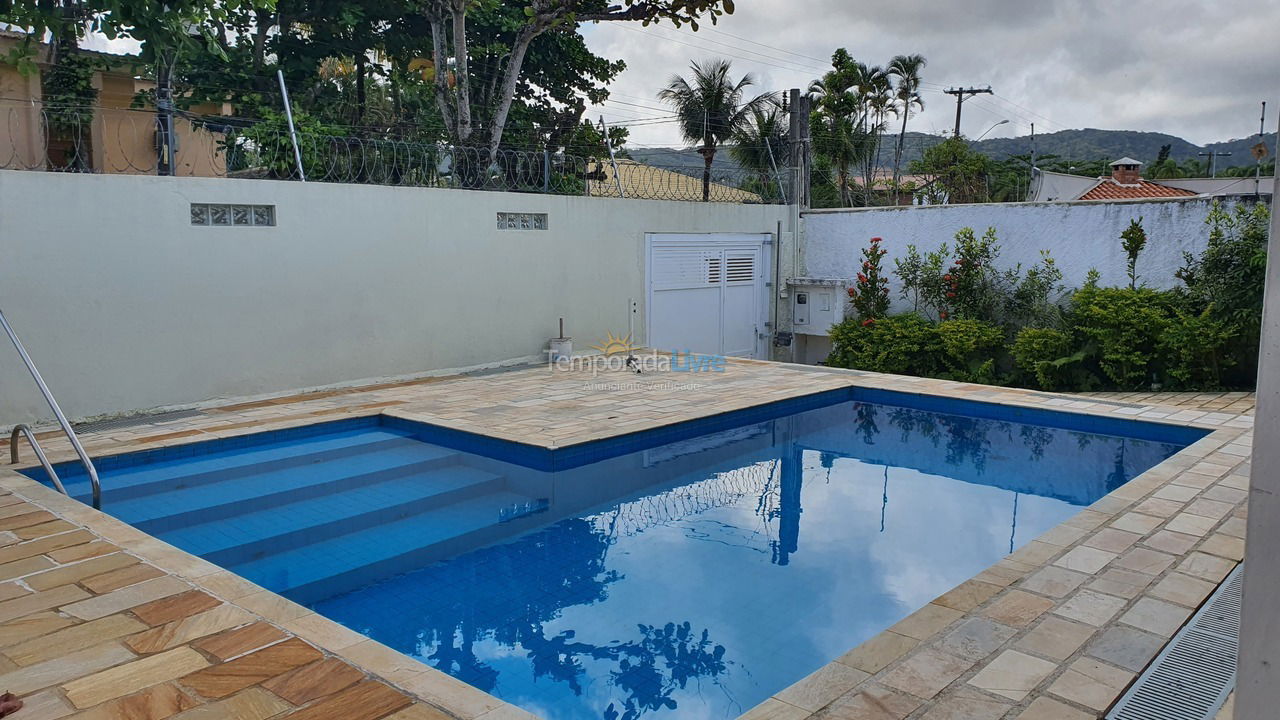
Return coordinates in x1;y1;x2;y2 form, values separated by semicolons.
581;0;1279;148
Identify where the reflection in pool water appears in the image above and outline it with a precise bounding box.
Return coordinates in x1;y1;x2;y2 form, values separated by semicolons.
315;401;1187;719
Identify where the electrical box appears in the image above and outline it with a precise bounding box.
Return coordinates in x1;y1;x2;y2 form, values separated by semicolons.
786;277;849;336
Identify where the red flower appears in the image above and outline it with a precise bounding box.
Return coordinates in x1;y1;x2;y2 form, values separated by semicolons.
846;287;856;297
856;273;867;283
861;318;876;326
940;311;949;320
946;291;956;298
870;237;882;243
943;274;951;281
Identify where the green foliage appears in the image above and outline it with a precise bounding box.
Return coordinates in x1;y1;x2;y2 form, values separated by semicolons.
1120;218;1147;290
936;318;1003;384
1009;327;1086;391
1071;286;1171;389
1159;307;1237;390
849;237;890;320
909;137;989;204
944;227;1000;320
1001;251;1066;329
828;314;940;376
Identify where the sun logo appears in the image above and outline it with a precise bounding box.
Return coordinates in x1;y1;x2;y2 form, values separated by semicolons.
591;331;636;356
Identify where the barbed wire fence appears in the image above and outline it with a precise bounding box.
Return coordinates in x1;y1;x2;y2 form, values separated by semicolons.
0;99;788;204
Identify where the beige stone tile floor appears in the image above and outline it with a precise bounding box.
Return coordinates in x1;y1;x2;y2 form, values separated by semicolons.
0;362;1256;719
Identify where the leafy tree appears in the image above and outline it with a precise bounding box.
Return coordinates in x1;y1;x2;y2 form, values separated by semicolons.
909;137;989;204
729;104;788;201
1120;218;1147;290
807;49;890;206
886;54;925;194
423;0;735;159
658;58;772;202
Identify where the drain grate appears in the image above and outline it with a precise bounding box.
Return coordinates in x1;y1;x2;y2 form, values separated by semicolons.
1107;564;1242;720
74;408;205;434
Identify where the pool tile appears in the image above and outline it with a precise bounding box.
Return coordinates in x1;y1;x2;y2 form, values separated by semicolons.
814;682;921;720
982;591;1054;628
967;650;1057;701
62;575;189;621
836;631;918;674
1085;626;1166;673
1111;547;1176;576
125;603;254;654
131;589;222;626
880;648;974;700
1019;566;1088;598
169;686;291;720
1141;529;1198;555
740;698;811;720
1051;590;1127;627
0;641;135;695
1118;597;1194;637
191;621;287;661
262;657;365;705
887;603;964;641
776;662;870;711
933;580;1003;612
1149;572;1217;607
181;637;322;698
1176;552;1236;582
81;563;167;594
0;584;90;623
63;645;209;708
1045;658;1134;712
74;681;199;719
936;617;1017;662
6;613;146;665
1015;696;1094;720
1014;616;1095;661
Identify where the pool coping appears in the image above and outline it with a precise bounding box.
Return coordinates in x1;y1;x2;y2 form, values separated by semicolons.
0;362;1253;720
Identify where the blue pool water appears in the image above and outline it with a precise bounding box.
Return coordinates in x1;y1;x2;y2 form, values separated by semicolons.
28;389;1203;719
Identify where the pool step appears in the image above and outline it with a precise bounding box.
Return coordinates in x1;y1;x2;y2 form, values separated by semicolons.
172;467;505;566
61;429;424;503
230;490;548;604
111;443;463;533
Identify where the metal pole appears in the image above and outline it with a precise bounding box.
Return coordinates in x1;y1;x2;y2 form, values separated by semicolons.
156;54;177;176
277;70;306;182
1258;102;1267;196
1237;112;1280;720
765;137;787;205
0;309;101;509
543;146;551;194
599;116;625;198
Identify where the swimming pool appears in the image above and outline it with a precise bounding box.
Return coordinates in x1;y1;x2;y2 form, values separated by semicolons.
26;388;1204;719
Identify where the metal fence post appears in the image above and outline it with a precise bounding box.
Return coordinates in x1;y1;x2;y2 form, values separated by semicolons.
543;147;551;193
277;70;306;182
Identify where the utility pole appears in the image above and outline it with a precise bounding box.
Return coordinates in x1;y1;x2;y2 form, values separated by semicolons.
943;86;992;138
787;88;811;209
1197;150;1232;178
1029;123;1036;169
1257;101;1268;196
155;54;177;176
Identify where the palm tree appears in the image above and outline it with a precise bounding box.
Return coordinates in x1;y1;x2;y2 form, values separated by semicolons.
659;59;772;202
887;54;927;198
863;68;896;200
808;51;875;206
729;103;787;201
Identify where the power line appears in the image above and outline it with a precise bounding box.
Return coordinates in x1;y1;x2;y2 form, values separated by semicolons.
943;86;992;138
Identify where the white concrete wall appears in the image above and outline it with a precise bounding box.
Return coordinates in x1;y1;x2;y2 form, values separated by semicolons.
0;170;787;426
801;197;1259;311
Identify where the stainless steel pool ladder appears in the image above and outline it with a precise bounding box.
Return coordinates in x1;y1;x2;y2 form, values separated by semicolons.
10;425;67;496
1;309;101;509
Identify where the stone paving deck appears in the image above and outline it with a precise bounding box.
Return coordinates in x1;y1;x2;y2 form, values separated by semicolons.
0;362;1255;720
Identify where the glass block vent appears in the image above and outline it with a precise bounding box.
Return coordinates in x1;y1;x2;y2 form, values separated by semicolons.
191;204;276;227
496;212;548;230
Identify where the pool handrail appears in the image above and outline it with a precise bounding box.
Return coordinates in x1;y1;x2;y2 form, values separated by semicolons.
0;308;101;509
9;424;68;496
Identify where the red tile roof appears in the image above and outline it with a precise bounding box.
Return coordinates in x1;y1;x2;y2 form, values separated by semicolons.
1078;179;1198;201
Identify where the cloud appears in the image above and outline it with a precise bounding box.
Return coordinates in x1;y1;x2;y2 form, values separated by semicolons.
583;0;1280;147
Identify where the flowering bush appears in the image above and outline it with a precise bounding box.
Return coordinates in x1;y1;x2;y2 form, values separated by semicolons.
848;236;890;322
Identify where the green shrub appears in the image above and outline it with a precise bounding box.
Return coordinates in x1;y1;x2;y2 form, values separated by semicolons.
936;318;1004;384
1159;307;1237;390
1010;327;1091;391
827;314;941;376
1071;286;1171;390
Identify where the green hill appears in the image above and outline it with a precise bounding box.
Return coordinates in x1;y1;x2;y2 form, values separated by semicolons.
629;128;1276;174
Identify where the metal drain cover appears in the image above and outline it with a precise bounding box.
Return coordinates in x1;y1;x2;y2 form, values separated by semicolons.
1107;564;1242;720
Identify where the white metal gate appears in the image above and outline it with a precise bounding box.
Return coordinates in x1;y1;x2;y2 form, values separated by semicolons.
646;233;769;359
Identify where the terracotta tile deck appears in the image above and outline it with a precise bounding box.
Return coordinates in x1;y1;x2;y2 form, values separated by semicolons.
0;362;1255;719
